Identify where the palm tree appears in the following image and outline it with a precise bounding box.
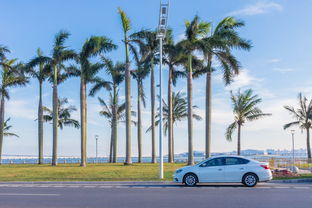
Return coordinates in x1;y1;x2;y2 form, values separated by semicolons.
89;56;125;163
148;92;202;159
163;30;188;163
200;17;251;158
284;93;312;163
30;30;76;166
0;59;28;164
43;98;80;130
26;48;49;164
0;45;10;60
178;15;210;165
129;43;150;163
226;89;271;155
3;118;19;138
118;8;132;165
130;29;158;163
98;92;135;163
68;36;116;167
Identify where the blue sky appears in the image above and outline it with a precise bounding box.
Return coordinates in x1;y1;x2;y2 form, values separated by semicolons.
1;0;312;157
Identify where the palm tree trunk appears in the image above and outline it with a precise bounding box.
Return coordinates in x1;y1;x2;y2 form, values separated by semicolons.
205;64;212;159
112;120;117;163
109;126;113;163
137;81;142;163
150;57;156;163
112;85;118;163
38;82;44;164
0;95;5;165
172;127;175;162
124;38;132;165
307;128;311;163
187;55;194;166
80;78;87;167
237;124;241;155
52;66;58;166
168;66;173;163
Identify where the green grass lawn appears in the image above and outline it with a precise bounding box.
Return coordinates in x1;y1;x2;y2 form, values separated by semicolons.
0;163;311;182
272;174;312;180
0;163;185;182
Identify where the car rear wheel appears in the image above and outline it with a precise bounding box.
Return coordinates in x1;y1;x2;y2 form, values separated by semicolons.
184;173;197;187
242;173;258;187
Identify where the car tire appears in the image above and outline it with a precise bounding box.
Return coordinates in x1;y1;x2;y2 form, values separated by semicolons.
183;173;198;187
242;173;258;187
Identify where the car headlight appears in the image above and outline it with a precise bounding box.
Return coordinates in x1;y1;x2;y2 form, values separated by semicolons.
176;169;183;174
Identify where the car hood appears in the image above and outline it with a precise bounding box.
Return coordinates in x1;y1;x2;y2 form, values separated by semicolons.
178;165;195;171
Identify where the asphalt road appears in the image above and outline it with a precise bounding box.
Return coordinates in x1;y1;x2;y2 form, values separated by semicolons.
0;182;311;208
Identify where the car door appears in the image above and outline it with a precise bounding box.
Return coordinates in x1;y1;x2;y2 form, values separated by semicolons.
196;158;226;182
224;157;250;182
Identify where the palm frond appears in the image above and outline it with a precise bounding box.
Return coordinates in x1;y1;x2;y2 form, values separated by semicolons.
225;122;237;141
118;8;131;33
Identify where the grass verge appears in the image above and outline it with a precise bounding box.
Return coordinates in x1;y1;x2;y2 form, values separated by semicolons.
272;174;312;180
0;163;185;182
1;163;311;182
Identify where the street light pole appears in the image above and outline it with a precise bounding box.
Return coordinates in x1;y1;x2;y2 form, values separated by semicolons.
159;36;163;179
291;130;295;165
95;135;99;163
157;1;169;179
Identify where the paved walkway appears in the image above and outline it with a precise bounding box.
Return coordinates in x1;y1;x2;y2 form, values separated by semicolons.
0;181;311;189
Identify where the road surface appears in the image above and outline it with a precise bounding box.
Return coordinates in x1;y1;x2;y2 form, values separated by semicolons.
0;182;311;208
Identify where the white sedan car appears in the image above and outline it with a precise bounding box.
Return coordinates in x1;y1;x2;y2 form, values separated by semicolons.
173;155;272;187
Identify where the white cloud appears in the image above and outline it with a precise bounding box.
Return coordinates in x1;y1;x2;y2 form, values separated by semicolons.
229;1;283;16
272;68;294;73
226;69;260;90
268;58;281;63
6;100;37;120
175;33;186;42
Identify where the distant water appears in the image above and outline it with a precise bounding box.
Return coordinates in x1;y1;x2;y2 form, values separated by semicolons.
0;157;206;164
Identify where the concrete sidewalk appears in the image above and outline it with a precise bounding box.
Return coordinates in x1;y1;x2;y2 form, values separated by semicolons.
0;179;311;185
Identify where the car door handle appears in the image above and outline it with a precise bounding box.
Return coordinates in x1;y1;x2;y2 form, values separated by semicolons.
240;168;244;170
218;168;223;171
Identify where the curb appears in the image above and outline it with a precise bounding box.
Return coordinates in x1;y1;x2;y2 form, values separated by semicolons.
0;181;175;185
270;178;312;183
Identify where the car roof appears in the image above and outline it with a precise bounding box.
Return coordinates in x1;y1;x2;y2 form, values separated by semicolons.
208;155;250;160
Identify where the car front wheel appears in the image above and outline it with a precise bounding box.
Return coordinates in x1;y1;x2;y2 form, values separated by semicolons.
242;173;258;187
184;173;197;186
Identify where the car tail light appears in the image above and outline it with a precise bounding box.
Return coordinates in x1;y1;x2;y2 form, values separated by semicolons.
261;165;270;170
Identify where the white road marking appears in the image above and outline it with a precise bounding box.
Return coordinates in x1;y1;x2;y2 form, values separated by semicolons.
67;185;80;188
293;187;310;189
99;186;113;188
83;186;96;188
22;185;36;187
0;193;60;196
274;186;290;189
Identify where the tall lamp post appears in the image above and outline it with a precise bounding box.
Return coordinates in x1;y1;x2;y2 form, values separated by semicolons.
157;1;169;179
95;135;99;163
291;130;295;165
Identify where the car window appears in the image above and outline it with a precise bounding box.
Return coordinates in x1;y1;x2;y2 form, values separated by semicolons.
225;157;249;165
200;158;224;167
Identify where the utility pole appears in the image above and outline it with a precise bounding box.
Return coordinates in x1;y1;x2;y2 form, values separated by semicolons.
157;1;169;179
291;130;295;166
95;135;99;163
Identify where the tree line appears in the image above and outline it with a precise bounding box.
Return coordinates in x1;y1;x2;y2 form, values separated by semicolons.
0;8;311;166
